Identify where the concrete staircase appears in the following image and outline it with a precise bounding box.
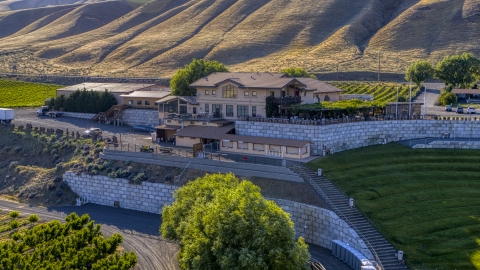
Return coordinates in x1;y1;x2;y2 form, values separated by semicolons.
288;164;409;270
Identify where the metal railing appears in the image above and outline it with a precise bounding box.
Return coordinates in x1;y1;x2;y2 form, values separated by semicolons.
286;161;384;270
266;96;302;104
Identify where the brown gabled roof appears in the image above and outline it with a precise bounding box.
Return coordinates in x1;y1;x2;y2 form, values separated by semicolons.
190;72;305;89
452;89;480;95
174;124;311;148
297;78;344;94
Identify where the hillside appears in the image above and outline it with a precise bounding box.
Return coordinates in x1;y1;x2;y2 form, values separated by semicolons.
0;0;479;77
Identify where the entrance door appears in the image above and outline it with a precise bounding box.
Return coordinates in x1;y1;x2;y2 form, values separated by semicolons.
295;90;299;97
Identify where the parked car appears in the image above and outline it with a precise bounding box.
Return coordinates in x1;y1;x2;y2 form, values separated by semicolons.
82;128;102;138
467;107;476;114
132;125;155;133
456;107;464;114
445;104;452;112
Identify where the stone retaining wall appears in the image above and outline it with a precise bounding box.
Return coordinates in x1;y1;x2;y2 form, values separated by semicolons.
62;112;96;119
62;172;372;260
271;198;374;261
413;140;480;149
236;120;480;154
63;171;177;214
122;109;158;127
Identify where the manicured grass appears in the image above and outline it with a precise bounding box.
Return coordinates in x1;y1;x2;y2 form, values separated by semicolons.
0;79;61;107
306;144;480;270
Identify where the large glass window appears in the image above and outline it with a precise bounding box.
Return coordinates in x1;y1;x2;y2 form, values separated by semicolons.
212;104;222;117
137;100;142;105
180;106;187;114
180;100;187;105
222;85;238;98
252;106;256;117
205;103;209;113
164;100;178;113
145;100;150;105
237;105;248;117
226;105;234;117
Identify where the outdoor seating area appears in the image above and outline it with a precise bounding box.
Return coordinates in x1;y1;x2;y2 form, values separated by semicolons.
237;114;444;125
165;112;223;120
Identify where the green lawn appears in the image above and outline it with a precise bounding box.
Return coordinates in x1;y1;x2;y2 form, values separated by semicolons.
306;144;480;270
0;79;61;107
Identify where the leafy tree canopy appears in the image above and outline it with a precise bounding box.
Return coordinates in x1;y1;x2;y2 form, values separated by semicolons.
0;213;137;269
161;173;309;270
170;59;229;96
435;53;480;88
281;67;316;79
405;60;434;88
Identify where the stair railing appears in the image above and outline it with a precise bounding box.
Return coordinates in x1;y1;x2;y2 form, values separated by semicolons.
286;161;384;270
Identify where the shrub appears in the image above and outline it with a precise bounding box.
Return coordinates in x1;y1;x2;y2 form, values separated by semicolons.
9;220;20;230
9;211;20;218
28;214;40;223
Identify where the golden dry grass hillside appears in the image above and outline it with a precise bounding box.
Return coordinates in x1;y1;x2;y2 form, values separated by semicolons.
0;0;479;77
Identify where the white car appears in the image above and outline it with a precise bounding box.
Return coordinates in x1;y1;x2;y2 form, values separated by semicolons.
467;107;476;114
82;128;102;138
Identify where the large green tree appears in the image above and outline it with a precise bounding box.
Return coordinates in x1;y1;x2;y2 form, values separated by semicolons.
281;67;316;78
405;60;434;88
435;53;480;88
170;59;229;96
161;173;309;270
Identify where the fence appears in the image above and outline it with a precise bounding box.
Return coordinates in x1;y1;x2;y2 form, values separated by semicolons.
107;143;287;167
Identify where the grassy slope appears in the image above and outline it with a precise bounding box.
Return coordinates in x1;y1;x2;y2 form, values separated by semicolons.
0;79;61;107
306;144;480;270
0;0;479;76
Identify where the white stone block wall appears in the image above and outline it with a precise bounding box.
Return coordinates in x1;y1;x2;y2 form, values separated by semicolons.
63;171;178;214
236;120;480;154
271;198;374;261
62;112;96;119
122;109;159;126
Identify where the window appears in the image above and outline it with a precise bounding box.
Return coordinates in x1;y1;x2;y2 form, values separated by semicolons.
270;91;274;97
164;100;178;113
237;142;248;150
222;141;233;148
222;85;237;98
244;91;249;97
179;100;187;105
180;105;187;114
137;100;142;105
205;103;209;113
193;107;197;114
252;91;257;97
324;95;330;101
212;90;216;96
252;106;256;117
286;146;298;154
145;100;150;105
226;105;234;117
190;121;195;124
158;104;164;112
237;105;248;117
205;90;209;95
212;104;222;117
253;144;264;151
128;100;133;105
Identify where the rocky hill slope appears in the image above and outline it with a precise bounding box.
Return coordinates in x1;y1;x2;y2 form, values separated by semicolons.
0;0;479;77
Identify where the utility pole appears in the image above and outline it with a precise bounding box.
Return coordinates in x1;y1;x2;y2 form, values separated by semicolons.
336;63;339;84
408;79;412;119
396;86;399;119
